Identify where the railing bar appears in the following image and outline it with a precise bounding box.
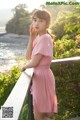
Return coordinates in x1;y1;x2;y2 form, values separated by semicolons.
51;56;80;63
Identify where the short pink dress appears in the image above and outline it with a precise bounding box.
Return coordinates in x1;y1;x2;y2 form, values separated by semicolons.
31;33;58;113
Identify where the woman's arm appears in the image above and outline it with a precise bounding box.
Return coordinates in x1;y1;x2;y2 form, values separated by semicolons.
26;38;33;60
21;54;43;71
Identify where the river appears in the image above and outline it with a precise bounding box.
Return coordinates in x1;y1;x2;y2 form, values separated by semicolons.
0;33;29;72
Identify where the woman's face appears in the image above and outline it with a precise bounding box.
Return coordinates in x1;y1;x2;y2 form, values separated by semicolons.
32;16;47;33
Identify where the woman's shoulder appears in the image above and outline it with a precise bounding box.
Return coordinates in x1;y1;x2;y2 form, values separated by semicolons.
40;33;52;39
39;33;52;43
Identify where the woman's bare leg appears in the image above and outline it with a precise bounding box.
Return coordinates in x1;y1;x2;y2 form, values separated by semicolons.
44;117;51;120
46;113;54;119
34;112;44;120
34;112;54;120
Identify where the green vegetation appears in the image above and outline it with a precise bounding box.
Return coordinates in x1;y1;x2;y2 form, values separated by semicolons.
6;4;31;35
0;66;21;108
51;62;80;120
53;39;80;59
51;6;80;40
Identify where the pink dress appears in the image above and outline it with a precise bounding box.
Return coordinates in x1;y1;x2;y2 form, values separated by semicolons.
31;33;58;113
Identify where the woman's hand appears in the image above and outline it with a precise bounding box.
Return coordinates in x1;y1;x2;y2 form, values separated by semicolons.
21;66;27;72
29;24;36;41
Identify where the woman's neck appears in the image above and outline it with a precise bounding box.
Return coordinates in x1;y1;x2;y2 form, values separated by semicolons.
38;30;47;36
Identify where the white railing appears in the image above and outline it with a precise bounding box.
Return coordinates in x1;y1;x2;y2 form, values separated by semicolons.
0;68;33;120
0;56;80;120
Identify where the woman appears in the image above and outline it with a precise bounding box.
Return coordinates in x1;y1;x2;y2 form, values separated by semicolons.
21;9;58;120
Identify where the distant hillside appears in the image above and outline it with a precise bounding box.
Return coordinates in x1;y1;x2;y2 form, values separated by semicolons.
0;9;13;27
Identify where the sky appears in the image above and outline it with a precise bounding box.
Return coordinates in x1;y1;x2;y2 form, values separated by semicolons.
0;0;80;12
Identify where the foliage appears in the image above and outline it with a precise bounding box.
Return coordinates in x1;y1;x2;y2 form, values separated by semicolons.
64;6;80;38
53;39;80;59
51;62;80;120
6;4;31;35
0;66;21;108
19;97;28;120
51;5;80;39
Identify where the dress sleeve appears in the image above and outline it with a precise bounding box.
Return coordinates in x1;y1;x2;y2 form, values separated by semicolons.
32;35;53;57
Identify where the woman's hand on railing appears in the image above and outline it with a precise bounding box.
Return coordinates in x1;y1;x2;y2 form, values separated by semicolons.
21;66;27;72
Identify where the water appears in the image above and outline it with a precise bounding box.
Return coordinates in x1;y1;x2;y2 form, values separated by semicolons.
0;33;29;72
0;26;6;33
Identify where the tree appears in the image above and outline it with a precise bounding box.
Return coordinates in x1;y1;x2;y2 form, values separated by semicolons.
6;4;31;35
51;5;80;40
64;6;80;37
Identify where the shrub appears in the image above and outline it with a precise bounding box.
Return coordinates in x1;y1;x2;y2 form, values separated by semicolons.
51;62;80;120
53;39;80;59
0;66;21;108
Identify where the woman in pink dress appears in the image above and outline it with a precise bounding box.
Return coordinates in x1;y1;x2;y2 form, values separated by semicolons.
21;9;58;120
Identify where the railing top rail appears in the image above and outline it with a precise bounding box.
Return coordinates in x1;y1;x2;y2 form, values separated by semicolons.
51;56;80;64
